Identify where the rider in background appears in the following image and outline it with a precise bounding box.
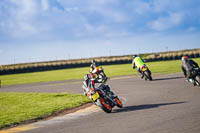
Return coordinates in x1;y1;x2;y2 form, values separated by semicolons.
181;56;199;83
132;55;146;79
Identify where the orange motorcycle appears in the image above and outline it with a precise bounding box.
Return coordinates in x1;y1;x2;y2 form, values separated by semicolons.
83;79;123;113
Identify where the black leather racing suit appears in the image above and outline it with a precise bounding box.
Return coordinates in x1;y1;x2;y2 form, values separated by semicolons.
181;59;199;79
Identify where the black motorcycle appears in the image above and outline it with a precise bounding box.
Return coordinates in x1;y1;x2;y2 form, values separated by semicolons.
141;65;152;81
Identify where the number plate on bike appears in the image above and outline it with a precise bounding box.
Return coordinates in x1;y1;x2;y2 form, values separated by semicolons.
92;92;99;101
142;67;147;71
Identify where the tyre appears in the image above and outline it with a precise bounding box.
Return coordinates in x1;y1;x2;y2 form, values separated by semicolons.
114;97;123;108
195;76;200;86
97;98;112;113
144;70;152;81
149;75;153;81
147;69;153;81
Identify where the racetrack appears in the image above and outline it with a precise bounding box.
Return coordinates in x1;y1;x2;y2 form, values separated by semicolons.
1;73;200;133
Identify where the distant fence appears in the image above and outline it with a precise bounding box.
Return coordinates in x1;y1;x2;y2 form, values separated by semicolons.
0;53;200;75
146;53;200;62
0;60;131;75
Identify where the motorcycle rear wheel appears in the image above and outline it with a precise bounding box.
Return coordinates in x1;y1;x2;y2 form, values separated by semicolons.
195;76;200;86
144;70;152;81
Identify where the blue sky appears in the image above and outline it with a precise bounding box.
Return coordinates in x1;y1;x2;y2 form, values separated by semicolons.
0;0;200;65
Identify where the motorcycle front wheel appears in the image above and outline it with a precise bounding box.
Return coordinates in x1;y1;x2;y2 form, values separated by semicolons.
96;98;112;113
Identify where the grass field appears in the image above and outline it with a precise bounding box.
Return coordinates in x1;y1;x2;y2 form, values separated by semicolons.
0;92;90;129
0;58;200;86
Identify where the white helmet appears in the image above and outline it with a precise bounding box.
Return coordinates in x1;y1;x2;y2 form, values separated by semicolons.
132;55;137;58
91;59;96;64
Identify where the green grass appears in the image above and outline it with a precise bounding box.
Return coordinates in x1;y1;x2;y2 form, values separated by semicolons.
0;92;90;128
0;58;200;86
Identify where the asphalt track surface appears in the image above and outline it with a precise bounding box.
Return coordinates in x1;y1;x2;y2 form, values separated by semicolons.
1;73;200;133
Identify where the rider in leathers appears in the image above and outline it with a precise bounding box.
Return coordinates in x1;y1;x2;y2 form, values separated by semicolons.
90;59;107;83
181;56;199;83
82;60;112;99
132;56;146;78
82;73;114;100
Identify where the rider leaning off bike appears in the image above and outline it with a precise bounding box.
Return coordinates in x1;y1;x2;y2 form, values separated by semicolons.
181;56;199;84
90;59;107;83
83;60;112;98
132;55;146;79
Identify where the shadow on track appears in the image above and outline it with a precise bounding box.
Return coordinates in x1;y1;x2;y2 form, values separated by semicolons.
113;102;186;113
152;76;184;81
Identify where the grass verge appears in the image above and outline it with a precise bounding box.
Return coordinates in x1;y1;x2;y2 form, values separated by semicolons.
0;92;90;129
0;58;200;86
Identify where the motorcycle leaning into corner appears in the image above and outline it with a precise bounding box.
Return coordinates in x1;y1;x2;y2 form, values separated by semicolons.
132;56;152;81
82;74;123;113
141;65;152;81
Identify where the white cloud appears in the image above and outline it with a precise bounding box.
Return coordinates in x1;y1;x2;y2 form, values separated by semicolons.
170;13;183;25
11;0;37;16
109;11;127;23
65;7;79;12
149;12;184;31
153;0;171;13
187;27;197;32
0;0;39;37
55;0;129;37
84;24;106;34
95;9;128;23
86;0;127;23
41;0;49;11
133;1;151;15
14;22;37;37
0;0;199;40
89;0;118;6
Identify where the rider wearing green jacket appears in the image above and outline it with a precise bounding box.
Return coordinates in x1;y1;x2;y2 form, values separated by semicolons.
132;55;145;78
